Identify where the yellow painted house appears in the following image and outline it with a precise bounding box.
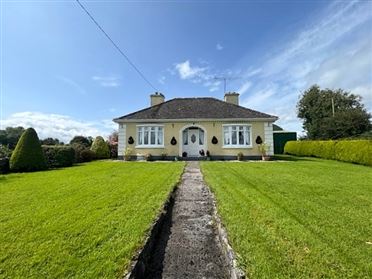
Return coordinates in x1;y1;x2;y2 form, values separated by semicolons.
113;92;278;160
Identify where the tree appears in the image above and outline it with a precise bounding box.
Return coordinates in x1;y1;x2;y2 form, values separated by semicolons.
0;126;25;149
69;136;91;147
40;137;63;145
90;136;110;159
297;85;371;139
9;128;47;172
108;131;118;158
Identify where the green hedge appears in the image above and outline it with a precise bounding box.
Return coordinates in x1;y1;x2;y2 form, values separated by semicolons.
284;140;372;166
42;145;75;168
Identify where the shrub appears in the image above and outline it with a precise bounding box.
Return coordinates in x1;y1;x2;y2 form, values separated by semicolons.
81;149;95;162
335;140;372;166
237;152;244;161
71;143;95;163
9;128;47;172
90;136;110;159
42;146;75;168
284;140;372;166
0;158;9;174
109;142;118;159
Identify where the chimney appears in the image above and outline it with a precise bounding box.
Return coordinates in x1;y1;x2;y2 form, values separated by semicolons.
150;92;165;106
224;92;239;105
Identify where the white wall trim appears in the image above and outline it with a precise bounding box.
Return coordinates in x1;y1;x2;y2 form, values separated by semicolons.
264;122;274;155
118;124;126;156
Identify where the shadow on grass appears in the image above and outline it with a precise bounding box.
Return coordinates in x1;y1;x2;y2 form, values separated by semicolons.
273;155;316;162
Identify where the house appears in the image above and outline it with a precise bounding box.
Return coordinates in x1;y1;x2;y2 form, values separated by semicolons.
113;92;278;160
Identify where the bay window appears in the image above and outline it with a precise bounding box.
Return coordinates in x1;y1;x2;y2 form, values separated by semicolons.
223;124;251;147
137;125;164;147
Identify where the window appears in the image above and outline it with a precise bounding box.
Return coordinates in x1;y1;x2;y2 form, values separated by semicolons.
223;125;251;147
137;126;164;147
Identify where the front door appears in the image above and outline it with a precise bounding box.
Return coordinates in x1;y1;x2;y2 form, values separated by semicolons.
182;127;205;157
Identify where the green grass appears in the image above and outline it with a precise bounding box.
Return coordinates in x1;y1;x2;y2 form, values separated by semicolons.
0;161;184;278
201;157;372;278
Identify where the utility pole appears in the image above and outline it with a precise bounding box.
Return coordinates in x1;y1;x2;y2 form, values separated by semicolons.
331;97;335;117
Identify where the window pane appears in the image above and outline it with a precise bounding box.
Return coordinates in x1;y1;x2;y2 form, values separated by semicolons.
199;129;204;145
144;127;149;144
231;126;237;144
150;127;156;145
245;127;250;145
239;130;244;145
183;129;188;145
224;127;230;145
138;128;143;145
157;127;163;145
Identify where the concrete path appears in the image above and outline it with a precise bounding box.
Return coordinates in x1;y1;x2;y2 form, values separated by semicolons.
146;161;229;279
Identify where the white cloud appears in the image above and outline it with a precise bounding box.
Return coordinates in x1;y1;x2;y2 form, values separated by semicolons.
158;76;166;84
92;76;121;87
237;81;252;95
2;112;116;143
175;60;208;80
216;43;224;51
56;76;86;95
239;0;372;133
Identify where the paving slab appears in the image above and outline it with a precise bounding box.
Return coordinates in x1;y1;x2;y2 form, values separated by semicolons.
145;161;229;279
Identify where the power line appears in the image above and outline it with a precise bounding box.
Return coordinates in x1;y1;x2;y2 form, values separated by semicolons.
75;0;157;91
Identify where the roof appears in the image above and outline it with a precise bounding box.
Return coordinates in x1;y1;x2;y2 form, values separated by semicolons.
114;97;277;122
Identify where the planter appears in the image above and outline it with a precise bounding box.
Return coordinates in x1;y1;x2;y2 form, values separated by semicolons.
262;155;270;161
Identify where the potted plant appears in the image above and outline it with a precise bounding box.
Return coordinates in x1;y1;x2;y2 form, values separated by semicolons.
258;143;270;161
237;152;244;161
124;147;132;161
206;150;211;161
144;153;152;161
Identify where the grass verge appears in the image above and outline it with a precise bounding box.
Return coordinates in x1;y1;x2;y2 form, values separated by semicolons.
201;158;372;278
0;161;184;278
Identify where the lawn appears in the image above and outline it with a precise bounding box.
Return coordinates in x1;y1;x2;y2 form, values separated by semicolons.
201;157;372;278
0;161;184;278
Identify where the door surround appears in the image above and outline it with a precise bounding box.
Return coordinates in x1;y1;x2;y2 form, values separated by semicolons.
179;124;208;157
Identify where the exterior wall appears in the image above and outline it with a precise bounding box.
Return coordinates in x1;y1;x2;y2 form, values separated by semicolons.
117;120;275;158
117;124;126;156
264;122;274;155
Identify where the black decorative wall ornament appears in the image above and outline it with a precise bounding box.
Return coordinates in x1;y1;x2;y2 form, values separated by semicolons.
170;137;177;145
128;136;134;145
211;136;218;144
255;136;263;145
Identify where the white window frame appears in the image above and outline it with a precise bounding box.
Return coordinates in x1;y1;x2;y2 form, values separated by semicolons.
222;124;252;148
136;124;165;148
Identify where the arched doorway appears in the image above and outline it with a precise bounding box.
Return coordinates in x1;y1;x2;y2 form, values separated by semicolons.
180;126;206;157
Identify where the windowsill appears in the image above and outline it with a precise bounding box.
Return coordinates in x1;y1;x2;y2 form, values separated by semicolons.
222;145;253;149
135;145;165;149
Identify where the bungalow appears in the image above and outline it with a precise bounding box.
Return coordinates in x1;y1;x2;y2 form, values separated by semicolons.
113;92;278;160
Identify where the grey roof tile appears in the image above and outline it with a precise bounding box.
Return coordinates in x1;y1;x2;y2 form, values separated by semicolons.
114;97;277;121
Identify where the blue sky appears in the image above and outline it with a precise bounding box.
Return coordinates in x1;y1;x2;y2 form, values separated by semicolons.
1;0;371;142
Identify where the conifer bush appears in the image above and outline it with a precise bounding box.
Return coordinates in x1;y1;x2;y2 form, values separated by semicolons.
90;136;110;159
9;128;47;172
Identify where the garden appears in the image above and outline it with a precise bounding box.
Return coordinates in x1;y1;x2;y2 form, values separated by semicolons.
201;158;372;278
0;161;184;278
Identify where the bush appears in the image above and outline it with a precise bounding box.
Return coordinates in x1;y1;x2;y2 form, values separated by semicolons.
42;146;75;168
81;149;95;162
90;136;110;159
284;140;372;166
0;158;9;174
71;143;96;163
9;128;47;172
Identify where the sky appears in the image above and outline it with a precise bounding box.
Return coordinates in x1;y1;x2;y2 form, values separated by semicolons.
1;0;371;142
